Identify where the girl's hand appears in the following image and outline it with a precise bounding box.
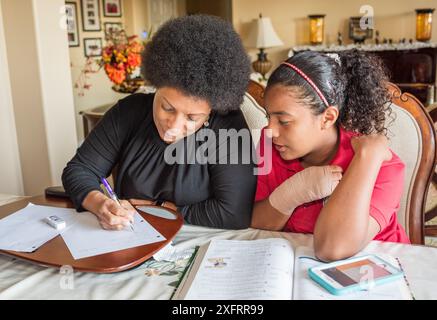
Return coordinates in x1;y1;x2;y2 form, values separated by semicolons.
351;135;392;163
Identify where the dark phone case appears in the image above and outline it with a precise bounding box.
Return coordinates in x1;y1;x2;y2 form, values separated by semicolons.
44;186;70;198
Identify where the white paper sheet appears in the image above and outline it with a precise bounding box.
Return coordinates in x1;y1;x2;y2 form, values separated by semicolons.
61;210;166;260
0;203;74;252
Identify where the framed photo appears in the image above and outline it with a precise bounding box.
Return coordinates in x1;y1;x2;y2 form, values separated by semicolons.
65;2;79;47
104;22;123;35
81;0;102;31
103;0;122;17
348;16;373;44
84;38;103;57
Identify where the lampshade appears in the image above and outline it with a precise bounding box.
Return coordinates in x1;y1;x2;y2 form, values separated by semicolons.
247;16;283;49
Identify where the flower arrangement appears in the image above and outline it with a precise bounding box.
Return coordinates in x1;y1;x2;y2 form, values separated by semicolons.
101;29;145;92
74;29;152;96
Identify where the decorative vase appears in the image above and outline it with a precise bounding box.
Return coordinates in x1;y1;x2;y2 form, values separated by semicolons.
112;77;146;94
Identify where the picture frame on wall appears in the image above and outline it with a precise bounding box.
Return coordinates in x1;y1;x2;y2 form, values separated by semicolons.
81;0;102;31
104;22;123;36
65;2;79;47
103;0;122;17
84;38;103;57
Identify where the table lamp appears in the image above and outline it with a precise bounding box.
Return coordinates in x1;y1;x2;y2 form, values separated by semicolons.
247;14;283;80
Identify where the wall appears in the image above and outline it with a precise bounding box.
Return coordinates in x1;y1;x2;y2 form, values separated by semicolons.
2;0;51;196
1;0;77;196
32;0;78;190
186;0;232;22
232;0;437;75
0;0;24;195
124;0;149;35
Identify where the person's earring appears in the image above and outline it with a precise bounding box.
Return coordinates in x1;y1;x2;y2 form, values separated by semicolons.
204;119;209;127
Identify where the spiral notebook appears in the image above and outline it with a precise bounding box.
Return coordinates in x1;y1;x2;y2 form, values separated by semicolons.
172;238;413;300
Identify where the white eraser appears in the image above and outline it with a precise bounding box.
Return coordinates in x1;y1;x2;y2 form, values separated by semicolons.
44;215;66;230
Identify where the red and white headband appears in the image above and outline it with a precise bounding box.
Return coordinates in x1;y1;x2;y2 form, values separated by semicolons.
281;62;330;107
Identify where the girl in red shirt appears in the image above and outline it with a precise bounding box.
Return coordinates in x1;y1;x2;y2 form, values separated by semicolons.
252;50;410;261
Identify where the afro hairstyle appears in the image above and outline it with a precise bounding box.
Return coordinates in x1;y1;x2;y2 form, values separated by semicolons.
141;14;251;113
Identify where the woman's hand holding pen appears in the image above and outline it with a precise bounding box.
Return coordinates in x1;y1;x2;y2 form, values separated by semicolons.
82;190;136;231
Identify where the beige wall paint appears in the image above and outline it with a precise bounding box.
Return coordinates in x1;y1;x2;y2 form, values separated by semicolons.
232;0;437;74
0;0;24;195
2;0;52;196
32;0;78;187
124;0;149;36
186;0;232;21
2;0;77;196
124;0;186;35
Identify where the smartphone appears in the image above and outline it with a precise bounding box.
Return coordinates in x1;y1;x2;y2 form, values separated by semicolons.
45;186;69;198
308;254;404;296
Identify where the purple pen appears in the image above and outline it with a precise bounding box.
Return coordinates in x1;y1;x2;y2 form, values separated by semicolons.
101;177;134;231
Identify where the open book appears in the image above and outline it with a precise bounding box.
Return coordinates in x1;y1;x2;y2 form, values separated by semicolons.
172;238;413;300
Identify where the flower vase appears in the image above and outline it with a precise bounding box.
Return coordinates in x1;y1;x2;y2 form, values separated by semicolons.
112;76;146;94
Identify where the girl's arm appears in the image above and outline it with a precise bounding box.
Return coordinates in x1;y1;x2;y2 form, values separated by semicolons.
313;135;392;262
251;165;343;230
251;199;291;231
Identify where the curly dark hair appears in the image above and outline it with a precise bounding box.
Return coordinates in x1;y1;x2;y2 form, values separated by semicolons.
266;49;392;135
141;15;251;113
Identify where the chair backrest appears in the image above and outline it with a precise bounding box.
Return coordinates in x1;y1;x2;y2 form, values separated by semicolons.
240;80;268;146
386;83;436;244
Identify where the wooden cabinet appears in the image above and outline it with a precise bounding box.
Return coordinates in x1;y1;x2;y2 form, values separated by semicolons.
290;45;437;106
373;47;437;105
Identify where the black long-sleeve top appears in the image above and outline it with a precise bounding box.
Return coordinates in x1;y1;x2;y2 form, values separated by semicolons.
62;93;257;229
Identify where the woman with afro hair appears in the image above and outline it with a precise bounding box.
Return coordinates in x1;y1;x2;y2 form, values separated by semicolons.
251;50;410;261
62;15;257;230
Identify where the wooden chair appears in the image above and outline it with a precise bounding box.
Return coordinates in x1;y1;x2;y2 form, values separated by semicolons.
240;81;268;146
242;82;437;245
386;83;437;244
423;107;437;235
246;80;265;108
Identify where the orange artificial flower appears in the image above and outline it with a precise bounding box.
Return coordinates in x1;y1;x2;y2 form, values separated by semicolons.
127;52;141;68
105;64;126;84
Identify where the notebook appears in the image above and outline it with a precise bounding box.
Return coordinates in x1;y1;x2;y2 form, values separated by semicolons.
172;238;413;300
